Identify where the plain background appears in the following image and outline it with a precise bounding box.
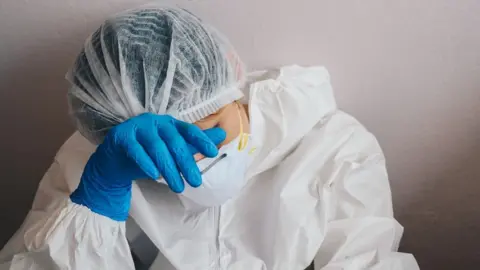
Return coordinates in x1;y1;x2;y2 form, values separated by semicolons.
0;0;479;269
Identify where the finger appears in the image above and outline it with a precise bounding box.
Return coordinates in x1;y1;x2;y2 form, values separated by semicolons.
186;127;226;156
203;127;227;146
121;137;160;180
157;123;202;188
176;121;224;158
136;130;185;193
187;144;201;156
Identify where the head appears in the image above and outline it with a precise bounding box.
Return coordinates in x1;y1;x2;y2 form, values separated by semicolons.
67;7;246;146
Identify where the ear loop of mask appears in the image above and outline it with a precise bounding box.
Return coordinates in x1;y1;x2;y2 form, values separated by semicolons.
199;102;247;175
236;101;249;151
201;102;252;175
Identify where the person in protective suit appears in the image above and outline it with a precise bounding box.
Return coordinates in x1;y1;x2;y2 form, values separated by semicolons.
0;6;418;270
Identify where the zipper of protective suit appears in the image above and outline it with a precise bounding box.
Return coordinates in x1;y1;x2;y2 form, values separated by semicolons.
211;103;251;269
213;205;222;269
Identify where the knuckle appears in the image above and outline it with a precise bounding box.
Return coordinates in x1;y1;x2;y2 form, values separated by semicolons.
170;145;191;161
112;129;135;147
156;114;175;126
163;114;174;121
149;141;167;156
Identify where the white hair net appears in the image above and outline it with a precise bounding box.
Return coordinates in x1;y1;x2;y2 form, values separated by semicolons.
67;7;245;144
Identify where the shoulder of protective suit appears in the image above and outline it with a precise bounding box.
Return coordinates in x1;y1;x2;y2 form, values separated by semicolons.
53;132;96;191
243;65;340;173
245;65;336;121
245;65;331;88
56;132;96;160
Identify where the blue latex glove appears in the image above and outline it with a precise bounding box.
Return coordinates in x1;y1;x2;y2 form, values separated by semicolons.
70;113;226;221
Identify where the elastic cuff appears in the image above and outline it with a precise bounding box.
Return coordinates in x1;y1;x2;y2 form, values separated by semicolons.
176;88;244;123
70;181;132;221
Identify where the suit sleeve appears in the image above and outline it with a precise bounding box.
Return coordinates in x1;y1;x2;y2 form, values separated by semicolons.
0;135;135;270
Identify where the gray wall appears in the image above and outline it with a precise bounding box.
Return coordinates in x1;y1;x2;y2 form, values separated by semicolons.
1;1;479;269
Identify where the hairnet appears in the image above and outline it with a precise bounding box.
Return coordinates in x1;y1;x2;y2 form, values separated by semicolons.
66;7;245;144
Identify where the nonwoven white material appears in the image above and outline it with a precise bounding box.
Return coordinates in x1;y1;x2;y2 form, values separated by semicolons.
67;7;245;144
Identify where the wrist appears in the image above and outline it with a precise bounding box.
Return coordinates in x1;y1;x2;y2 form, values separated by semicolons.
70;175;132;221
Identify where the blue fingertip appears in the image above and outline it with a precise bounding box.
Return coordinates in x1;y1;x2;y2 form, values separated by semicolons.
170;182;184;193
145;166;160;180
189;174;202;188
205;145;219;158
210;127;227;144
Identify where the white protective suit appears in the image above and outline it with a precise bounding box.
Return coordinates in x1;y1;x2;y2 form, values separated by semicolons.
0;66;419;270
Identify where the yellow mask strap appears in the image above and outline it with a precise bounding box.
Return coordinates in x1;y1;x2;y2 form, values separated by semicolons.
236;102;249;151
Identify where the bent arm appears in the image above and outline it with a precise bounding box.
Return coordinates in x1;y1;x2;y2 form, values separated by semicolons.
312;112;419;270
0;136;134;270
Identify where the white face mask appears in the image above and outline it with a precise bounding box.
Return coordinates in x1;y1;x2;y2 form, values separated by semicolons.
180;103;256;209
158;103;256;209
179;132;256;209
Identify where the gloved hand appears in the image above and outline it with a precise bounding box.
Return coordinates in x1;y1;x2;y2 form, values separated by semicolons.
70;113;226;221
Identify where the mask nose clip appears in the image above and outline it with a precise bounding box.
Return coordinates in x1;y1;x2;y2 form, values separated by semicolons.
201;153;228;175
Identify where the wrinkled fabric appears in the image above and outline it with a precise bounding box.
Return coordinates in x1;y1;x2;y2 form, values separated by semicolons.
0;66;419;270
